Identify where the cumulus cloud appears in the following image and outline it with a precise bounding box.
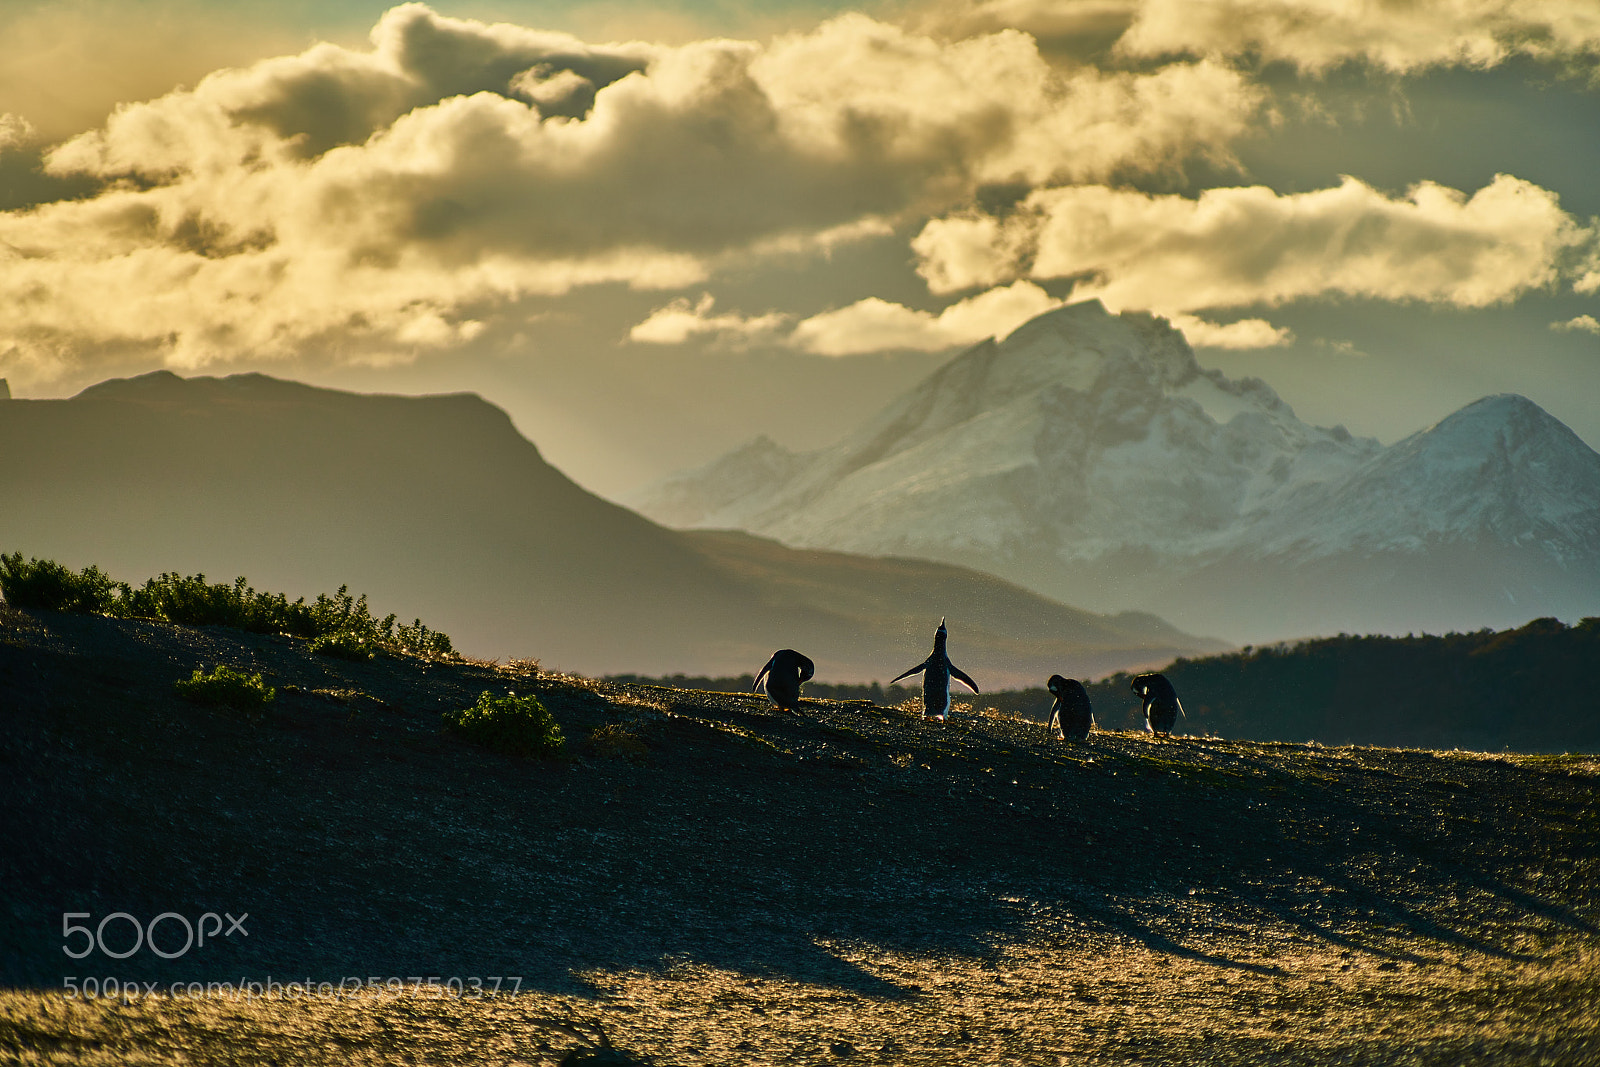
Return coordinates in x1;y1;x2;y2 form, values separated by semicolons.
1552;314;1600;334
0;3;1263;382
912;209;1045;294
1574;244;1600;295
789;280;1060;355
1169;314;1293;349
629;294;789;345
925;0;1600;73
0;114;35;153
914;175;1588;315
1115;0;1600;72
628;282;1059;354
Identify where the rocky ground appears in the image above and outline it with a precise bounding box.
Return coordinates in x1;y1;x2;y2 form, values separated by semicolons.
2;606;1597;1064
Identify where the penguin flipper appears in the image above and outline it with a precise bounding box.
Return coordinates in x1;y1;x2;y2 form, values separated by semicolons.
950;664;979;694
889;663;927;684
753;657;775;693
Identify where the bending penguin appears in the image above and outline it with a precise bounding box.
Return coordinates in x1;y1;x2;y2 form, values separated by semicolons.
1131;672;1186;738
1046;675;1094;741
753;649;815;712
890;618;978;722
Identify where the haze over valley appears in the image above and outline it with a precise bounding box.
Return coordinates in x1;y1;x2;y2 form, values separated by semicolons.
631;300;1600;643
0;370;1221;682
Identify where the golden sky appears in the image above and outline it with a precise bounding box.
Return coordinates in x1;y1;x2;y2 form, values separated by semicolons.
3;0;1598;494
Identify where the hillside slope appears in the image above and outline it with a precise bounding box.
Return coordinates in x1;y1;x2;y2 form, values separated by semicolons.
1;607;1596;1064
0;371;1216;683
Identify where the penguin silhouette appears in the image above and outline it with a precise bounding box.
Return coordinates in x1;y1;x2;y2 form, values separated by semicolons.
753;649;815;712
1046;675;1094;741
1131;672;1185;737
890;618;978;722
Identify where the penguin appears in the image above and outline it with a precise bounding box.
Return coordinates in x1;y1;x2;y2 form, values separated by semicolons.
890;618;978;722
1131;672;1185;738
753;649;815;712
1046;675;1094;741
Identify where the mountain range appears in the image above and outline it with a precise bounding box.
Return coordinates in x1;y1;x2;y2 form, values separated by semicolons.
0;370;1221;684
626;300;1600;642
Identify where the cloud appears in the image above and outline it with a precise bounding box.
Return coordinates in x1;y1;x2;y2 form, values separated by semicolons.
0;114;35;154
1115;0;1600;72
629;294;789;345
629;282;1060;355
1552;314;1600;334
1575;244;1600;295
0;4;1266;383
911;209;1044;294
1169;314;1293;348
914;175;1589;314
790;280;1060;355
919;0;1140;45
925;0;1600;73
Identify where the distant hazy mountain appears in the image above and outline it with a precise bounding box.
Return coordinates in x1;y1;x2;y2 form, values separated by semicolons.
626;300;1600;641
0;370;1221;683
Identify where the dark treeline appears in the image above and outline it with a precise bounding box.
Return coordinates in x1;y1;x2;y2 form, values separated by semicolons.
1115;616;1600;752
615;616;1600;752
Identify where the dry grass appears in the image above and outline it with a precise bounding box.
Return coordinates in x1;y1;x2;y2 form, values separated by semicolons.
2;609;1597;1065
586;723;650;762
3;933;1595;1065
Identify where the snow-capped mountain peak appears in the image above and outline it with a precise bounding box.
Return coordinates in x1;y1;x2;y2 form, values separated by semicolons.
1252;393;1600;559
629;299;1378;559
625;302;1600;642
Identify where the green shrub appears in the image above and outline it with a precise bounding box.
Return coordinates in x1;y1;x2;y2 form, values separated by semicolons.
122;573;265;631
0;553;120;613
443;691;563;758
120;574;351;639
1;552;456;659
395;618;454;658
174;665;276;710
308;630;377;661
125;574;455;657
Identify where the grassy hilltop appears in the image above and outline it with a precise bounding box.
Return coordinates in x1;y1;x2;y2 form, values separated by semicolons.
2;603;1599;1065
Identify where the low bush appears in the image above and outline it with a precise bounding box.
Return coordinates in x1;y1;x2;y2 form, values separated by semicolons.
0;551;455;659
119;573;292;633
443;691;564;758
394;618;454;658
0;553;119;614
174;665;276;710
308;631;377;661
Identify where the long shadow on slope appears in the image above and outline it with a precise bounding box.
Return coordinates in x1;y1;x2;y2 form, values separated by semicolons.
1097;738;1589;964
3;615;1595;997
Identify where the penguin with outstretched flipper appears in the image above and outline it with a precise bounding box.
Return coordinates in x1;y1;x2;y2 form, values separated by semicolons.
753;649;815;712
1046;675;1094;741
1131;672;1186;738
890;618;978;722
